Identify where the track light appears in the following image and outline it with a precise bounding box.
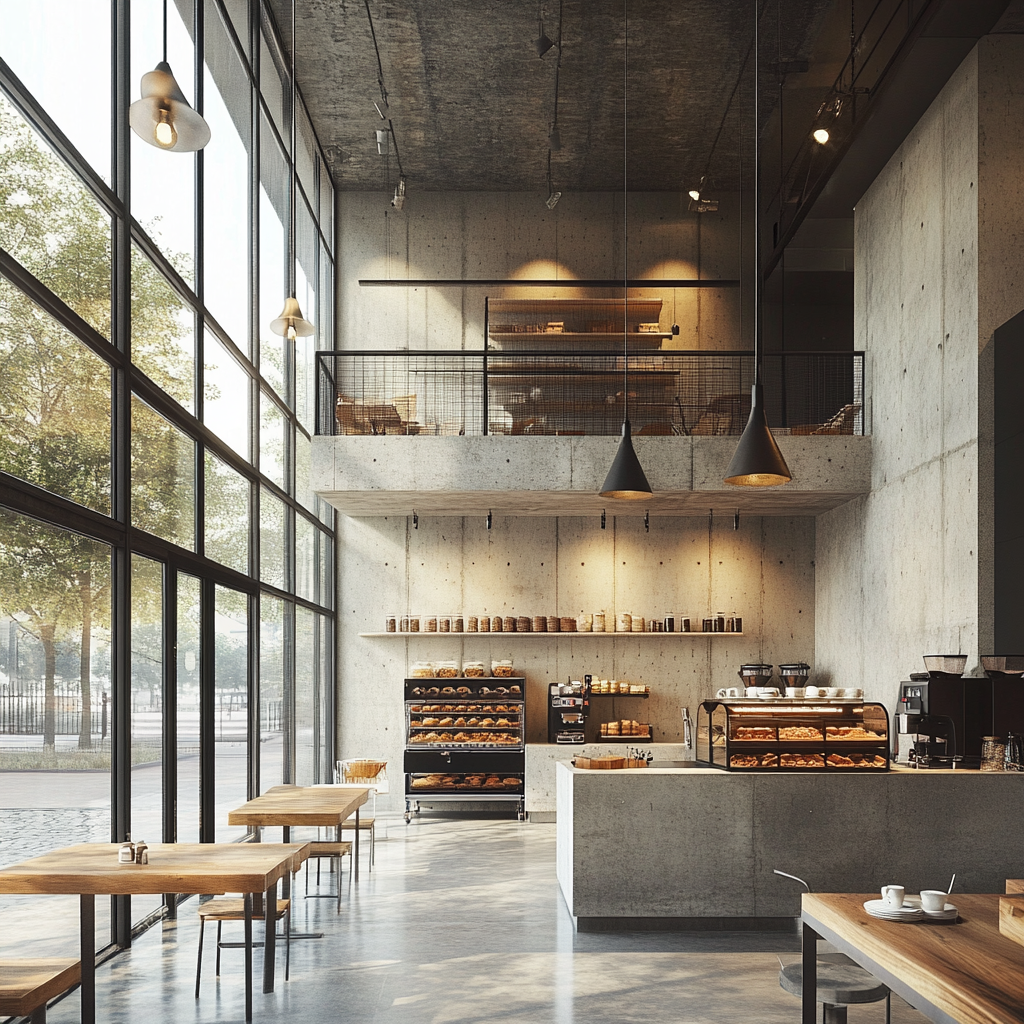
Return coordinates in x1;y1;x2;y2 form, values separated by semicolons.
812;127;830;145
688;187;701;201
811;95;843;145
413;510;418;529
376;129;391;155
391;177;406;210
486;510;492;530
644;510;650;533
536;25;555;57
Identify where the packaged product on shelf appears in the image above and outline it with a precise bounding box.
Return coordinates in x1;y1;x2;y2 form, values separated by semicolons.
492;659;515;678
410;661;435;678
436;660;459;679
463;661;485;678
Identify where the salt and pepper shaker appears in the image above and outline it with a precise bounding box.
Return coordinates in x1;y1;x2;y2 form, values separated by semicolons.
134;839;148;864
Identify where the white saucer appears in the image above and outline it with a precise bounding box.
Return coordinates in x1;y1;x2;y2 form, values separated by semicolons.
905;895;958;919
863;899;925;921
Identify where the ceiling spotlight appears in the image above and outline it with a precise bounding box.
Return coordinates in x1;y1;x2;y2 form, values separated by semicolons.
812;127;830;145
376;128;390;154
688;188;701;201
811;95;843;145
546;190;561;209
391;177;407;210
373;99;388;120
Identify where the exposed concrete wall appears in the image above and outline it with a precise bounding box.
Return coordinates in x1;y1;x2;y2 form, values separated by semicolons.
338;512;815;812
336;191;746;352
815;39;1024;702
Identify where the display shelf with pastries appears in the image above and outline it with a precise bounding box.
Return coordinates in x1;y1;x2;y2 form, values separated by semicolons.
695;699;890;771
404;677;526;820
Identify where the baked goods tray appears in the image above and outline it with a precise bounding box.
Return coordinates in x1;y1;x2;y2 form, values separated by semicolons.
407;687;524;699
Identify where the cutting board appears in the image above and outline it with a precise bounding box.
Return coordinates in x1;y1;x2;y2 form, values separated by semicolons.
998;895;1024;947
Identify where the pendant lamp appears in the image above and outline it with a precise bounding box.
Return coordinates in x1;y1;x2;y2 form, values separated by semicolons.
600;0;652;501
129;0;210;152
272;0;315;342
724;0;791;488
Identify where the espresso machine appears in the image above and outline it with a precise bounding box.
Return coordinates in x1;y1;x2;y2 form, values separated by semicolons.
548;675;591;744
895;656;992;766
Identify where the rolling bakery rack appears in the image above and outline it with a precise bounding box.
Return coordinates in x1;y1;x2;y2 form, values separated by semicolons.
403;676;526;822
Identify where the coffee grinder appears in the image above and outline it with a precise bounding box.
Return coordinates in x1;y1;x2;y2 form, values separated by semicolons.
548;675;590;744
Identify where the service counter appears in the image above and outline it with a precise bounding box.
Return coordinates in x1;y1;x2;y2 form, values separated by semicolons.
555;761;1024;931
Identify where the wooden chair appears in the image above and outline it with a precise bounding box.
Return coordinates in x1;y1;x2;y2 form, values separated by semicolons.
304;839;353;912
195;897;291;998
0;959;80;1023
337;760;388;871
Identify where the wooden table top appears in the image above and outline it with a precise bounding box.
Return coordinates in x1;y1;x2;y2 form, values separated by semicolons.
0;843;309;896
227;785;369;828
802;893;1024;1024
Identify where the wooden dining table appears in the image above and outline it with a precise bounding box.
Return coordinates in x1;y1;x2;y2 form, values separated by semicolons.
0;842;308;1023
228;785;370;881
801;893;1024;1024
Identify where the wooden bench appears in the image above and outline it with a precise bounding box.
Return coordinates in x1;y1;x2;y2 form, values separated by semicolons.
0;958;81;1022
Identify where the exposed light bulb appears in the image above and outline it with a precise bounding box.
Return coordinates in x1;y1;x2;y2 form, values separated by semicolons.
812;127;830;145
154;107;177;149
688;188;701;200
286;323;297;343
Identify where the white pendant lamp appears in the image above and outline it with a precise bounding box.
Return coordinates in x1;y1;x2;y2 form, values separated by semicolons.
599;0;652;501
724;0;791;488
129;0;210;152
272;0;314;342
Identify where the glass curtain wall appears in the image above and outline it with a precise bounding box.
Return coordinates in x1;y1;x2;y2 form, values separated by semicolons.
0;0;335;957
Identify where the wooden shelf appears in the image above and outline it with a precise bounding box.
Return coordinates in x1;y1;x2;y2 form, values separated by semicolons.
360;631;744;638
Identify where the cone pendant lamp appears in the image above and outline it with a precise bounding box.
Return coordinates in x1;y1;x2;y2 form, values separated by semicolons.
272;0;314;343
724;0;791;488
129;1;210;152
599;0;652;501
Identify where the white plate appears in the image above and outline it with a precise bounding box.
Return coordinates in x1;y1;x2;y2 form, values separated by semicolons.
904;895;958;918
863;899;925;921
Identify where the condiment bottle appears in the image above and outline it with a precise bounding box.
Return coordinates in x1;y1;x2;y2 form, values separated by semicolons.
715;611;725;632
117;843;134;863
134;839;148;864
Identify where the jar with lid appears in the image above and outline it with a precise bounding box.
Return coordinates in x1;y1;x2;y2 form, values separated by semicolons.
714;611;726;632
463;660;485;678
436;660;459;679
438;615;451;633
592;611;606;633
702;617;713;633
981;736;1006;772
491;659;515;678
410;661;435;679
452;615;464;633
386;616;397;633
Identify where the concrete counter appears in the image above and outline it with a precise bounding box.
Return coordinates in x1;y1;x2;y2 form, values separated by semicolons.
556;761;1024;931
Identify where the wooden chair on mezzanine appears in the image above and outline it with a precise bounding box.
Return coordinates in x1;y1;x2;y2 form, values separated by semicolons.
336;759;389;872
194;895;291;998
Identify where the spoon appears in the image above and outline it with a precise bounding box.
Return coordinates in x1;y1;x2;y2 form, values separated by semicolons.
947;872;956;895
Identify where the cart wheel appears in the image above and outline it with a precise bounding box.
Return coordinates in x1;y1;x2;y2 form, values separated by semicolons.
404;812;411;824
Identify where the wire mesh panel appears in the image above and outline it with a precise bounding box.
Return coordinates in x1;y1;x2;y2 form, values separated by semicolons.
316;351;865;438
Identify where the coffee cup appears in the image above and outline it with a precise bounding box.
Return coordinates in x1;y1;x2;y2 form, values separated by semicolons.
824;687;841;698
785;686;804;698
805;686;821;697
881;884;905;907
744;686;760;698
716;687;740;699
920;889;947;913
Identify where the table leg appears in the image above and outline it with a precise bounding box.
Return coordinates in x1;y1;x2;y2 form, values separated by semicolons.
281;826;291;899
802;920;818;1024
80;894;95;1024
244;893;253;1022
262;880;277;995
354;807;360;881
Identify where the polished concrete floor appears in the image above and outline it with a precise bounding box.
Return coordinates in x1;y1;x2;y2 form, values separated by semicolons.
27;815;928;1024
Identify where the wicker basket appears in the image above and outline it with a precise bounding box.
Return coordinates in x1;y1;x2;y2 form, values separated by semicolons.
340;759;387;783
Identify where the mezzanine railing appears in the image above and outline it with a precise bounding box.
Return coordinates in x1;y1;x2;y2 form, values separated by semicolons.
316;350;865;439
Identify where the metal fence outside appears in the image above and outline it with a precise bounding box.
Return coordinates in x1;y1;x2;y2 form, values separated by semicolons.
316;350;865;439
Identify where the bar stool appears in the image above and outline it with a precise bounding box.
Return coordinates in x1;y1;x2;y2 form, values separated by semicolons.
304;839;353;912
779;953;890;1024
774;870;890;1024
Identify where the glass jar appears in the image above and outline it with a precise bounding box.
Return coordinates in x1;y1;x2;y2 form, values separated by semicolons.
981;736;1006;772
452;615;464;633
410;661;435;679
436;660;459;679
463;661;485;678
492;659;514;678
715;611;726;632
386;616;397;633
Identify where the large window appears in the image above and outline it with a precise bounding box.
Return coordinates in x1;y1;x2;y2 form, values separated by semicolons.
0;0;335;957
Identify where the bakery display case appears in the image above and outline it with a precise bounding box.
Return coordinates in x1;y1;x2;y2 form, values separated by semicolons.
695;699;890;771
404;677;525;820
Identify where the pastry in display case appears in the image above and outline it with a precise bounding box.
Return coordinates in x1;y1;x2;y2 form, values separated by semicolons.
695;699;890;771
404;676;526;821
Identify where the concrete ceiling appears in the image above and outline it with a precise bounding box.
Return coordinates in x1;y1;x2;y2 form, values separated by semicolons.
275;0;837;193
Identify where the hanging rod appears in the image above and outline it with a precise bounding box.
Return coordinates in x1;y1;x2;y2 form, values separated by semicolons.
358;278;740;288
